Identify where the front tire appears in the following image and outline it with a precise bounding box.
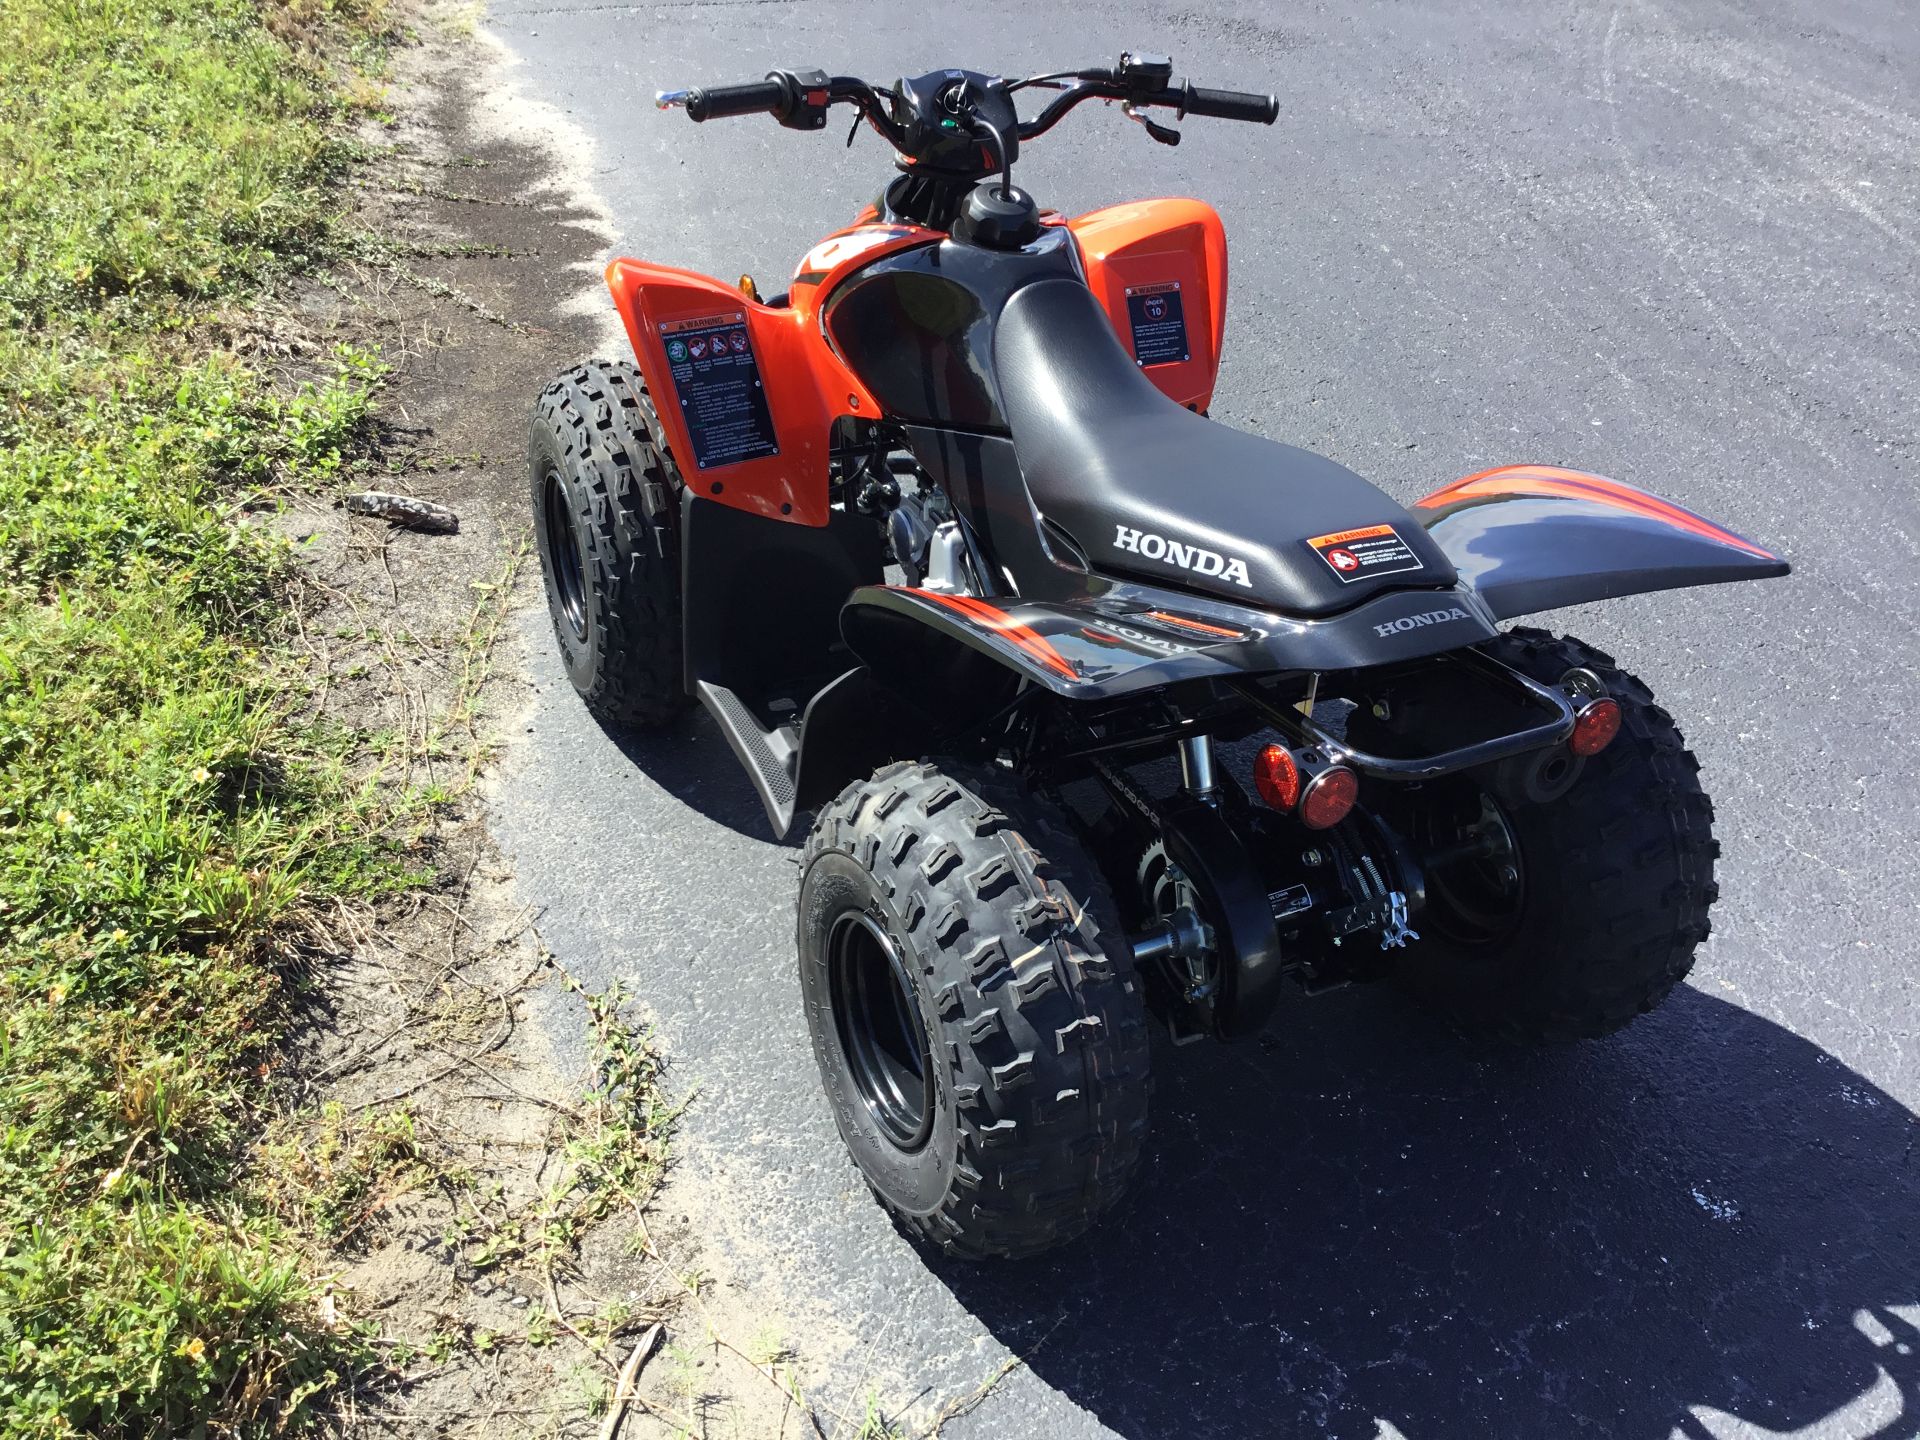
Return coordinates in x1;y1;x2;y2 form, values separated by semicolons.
1375;629;1718;1042
799;761;1152;1259
528;359;690;730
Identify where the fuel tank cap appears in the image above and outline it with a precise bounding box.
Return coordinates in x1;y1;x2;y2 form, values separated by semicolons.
955;181;1041;250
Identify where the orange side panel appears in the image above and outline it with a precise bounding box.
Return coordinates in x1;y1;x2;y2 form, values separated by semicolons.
607;260;848;528
788;220;943;300
786;220;940;423
788;215;928;286
1068;199;1229;411
606;221;942;528
790;221;939;433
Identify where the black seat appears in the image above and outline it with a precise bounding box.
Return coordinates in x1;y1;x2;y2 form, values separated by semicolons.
992;279;1454;616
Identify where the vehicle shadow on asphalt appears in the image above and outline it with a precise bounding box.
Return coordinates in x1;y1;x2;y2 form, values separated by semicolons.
932;985;1920;1439
597;707;803;846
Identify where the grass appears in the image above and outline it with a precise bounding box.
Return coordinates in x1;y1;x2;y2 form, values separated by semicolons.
444;976;677;1280
257;1103;429;1248
852;1393;908;1440
0;0;409;1433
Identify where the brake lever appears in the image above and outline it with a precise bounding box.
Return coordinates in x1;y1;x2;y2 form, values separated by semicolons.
1122;102;1182;146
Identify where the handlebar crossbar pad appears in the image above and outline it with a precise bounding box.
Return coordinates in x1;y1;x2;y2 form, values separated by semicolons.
1178;86;1279;124
686;78;788;122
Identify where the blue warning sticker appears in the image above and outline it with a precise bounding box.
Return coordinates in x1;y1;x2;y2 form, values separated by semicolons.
658;312;779;470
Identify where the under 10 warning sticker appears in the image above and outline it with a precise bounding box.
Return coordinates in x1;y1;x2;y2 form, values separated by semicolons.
659;312;779;471
1124;281;1190;367
1307;524;1424;583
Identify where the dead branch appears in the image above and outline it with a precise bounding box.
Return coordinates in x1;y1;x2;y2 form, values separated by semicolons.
597;1323;664;1440
345;490;460;533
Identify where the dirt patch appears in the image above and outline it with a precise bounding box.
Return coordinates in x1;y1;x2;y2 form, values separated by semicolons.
264;8;835;1435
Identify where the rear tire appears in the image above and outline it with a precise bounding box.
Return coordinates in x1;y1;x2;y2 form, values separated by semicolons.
1371;629;1718;1042
528;359;690;730
798;760;1152;1259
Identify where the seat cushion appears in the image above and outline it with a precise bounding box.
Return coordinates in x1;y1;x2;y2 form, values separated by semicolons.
993;279;1456;616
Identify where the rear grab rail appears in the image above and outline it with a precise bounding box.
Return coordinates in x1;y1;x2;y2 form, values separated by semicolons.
1235;649;1578;782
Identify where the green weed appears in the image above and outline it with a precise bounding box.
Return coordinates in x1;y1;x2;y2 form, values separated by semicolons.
0;0;406;1433
445;976;677;1278
853;1392;908;1440
258;1102;428;1247
0;0;411;328
283;344;389;475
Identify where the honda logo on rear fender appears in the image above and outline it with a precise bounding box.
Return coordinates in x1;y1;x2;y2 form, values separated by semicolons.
1113;525;1252;588
1374;607;1470;638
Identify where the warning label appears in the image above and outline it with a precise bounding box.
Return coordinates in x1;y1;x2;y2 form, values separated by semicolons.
1307;524;1424;583
1124;281;1190;367
658;312;779;471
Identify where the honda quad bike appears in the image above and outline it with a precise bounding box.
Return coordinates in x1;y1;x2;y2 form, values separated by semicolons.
528;54;1788;1259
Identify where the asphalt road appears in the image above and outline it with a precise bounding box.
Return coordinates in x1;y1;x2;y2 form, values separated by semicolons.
484;1;1920;1435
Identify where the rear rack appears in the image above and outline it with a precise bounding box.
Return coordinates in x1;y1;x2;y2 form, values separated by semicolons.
1236;649;1578;781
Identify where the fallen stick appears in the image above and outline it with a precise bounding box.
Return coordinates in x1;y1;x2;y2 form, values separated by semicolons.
344;491;459;533
599;1323;665;1440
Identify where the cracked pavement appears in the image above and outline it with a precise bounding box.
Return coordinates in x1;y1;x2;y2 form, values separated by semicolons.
481;0;1920;1434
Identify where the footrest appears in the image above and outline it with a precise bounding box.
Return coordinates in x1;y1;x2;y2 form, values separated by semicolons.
696;681;799;837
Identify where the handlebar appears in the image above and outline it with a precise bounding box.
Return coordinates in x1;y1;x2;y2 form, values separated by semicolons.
657;68;851;129
1175;85;1280;124
673;78;787;123
1014;67;1278;142
655;55;1277;152
654;57;1274;232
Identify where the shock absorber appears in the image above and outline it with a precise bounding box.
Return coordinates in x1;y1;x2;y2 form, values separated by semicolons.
1178;734;1218;801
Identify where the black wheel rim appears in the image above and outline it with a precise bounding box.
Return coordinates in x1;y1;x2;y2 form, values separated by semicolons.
541;467;589;641
827;910;934;1151
1417;784;1526;947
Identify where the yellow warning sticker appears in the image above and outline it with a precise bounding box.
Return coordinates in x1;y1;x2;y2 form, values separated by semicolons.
1306;524;1423;583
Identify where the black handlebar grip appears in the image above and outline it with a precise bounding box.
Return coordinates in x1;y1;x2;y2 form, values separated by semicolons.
1179;86;1280;124
684;78;787;122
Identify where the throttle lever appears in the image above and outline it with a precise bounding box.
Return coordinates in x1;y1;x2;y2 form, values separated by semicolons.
1122;102;1182;146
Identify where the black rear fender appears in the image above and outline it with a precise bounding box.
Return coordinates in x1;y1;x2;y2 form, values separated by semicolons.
1417;465;1788;620
836;583;1502;704
799;582;1511;822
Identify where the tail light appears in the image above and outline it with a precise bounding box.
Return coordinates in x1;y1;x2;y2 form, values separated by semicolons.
1254;743;1358;829
1253;743;1301;810
1299;767;1360;829
1569;697;1622;757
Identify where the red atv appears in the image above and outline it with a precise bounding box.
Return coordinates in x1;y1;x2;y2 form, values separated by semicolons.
528;55;1787;1258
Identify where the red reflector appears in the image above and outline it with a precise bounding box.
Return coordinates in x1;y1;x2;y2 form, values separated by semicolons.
1253;743;1301;810
1570;697;1622;757
1299;767;1359;830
